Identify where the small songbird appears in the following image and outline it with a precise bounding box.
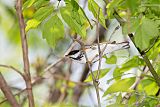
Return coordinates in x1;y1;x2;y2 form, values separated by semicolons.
65;41;130;63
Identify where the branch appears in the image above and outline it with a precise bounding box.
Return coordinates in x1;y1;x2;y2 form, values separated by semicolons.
113;10;160;86
0;73;92;104
122;66;148;103
15;0;35;106
0;64;25;80
73;38;101;107
95;7;101;107
0;72;21;107
44;41;77;72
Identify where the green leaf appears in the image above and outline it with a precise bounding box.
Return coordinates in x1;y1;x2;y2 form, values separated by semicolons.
141;96;159;107
107;103;125;107
148;47;160;60
156;64;160;75
144;82;159;95
116;57;144;80
112;67;123;82
135;18;159;50
103;77;135;97
23;0;49;9
23;0;36;9
116;93;123;104
128;93;136;105
105;55;117;64
106;0;124;18
122;17;140;35
126;0;140;14
116;56;144;73
33;6;54;21
42;15;64;47
85;68;110;82
33;0;49;9
25;6;54;31
78;5;93;29
88;0;106;29
60;3;87;38
138;79;159;95
121;56;144;71
25;19;40;32
113;56;144;80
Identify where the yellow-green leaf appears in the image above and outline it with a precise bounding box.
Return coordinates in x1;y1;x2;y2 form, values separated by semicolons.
103;77;135;97
105;55;117;64
138;79;159;95
25;6;54;31
85;68;110;82
88;0;106;29
33;6;54;21
60;2;87;38
25;19;40;32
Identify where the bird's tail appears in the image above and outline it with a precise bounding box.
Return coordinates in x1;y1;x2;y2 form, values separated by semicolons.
103;41;130;54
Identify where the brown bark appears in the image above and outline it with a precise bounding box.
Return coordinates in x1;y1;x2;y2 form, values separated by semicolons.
15;0;35;107
0;72;21;107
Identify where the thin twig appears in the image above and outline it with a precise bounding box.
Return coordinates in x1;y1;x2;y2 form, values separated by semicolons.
95;10;120;79
95;7;101;107
15;0;34;106
44;41;77;72
96;7;101;79
73;38;102;107
0;64;25;80
0;72;21;107
0;73;92;104
122;66;148;103
44;58;66;72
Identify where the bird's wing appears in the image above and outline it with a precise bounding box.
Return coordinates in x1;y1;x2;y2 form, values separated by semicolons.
100;41;129;54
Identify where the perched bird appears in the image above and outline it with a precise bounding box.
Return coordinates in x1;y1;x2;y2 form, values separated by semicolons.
65;41;130;63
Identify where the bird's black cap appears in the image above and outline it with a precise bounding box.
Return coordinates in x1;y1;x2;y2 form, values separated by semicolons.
65;50;80;56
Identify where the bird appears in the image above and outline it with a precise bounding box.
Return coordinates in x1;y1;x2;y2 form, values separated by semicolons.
65;41;130;63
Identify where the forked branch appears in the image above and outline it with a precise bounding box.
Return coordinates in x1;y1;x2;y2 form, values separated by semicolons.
0;72;21;107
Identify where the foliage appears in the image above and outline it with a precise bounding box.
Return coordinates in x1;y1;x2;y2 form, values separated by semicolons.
85;68;110;82
103;77;136;96
0;0;160;107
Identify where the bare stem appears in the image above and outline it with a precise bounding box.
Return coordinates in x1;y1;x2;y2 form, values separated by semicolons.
0;72;21;107
15;0;35;107
73;38;101;107
95;7;101;107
